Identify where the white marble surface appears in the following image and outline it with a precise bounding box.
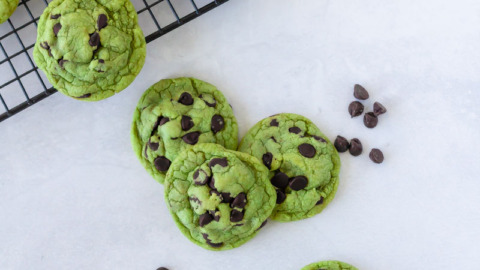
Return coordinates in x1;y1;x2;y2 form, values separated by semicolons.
1;0;480;269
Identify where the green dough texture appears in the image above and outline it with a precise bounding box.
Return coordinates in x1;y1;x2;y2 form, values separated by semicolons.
131;77;238;184
164;143;276;251
0;0;18;24
238;113;341;222
301;260;358;270
33;0;146;101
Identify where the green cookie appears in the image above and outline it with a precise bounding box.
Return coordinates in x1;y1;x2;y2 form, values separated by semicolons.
131;77;238;184
0;0;18;24
238;113;340;222
302;260;358;270
164;143;276;251
33;0;146;101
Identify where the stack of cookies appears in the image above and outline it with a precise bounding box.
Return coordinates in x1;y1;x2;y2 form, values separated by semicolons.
131;77;341;251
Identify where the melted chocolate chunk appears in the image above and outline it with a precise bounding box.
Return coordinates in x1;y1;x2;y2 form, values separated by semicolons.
199;94;216;107
89;32;100;47
313;135;326;142
209;210;220;221
97;14;108;30
221;192;233;204
262;152;273;169
202;233;223;248
298;143;316;158
40;42;50;50
58;58;67;68
181;115;194;131
289;176;308;191
211;115;225;134
189;197;201;205
230;209;244;222
270;119;279;127
259;220;267;229
289;127;301;134
231;193;247;208
208;177;216;190
98;59;104;63
199;213;213;227
50;14;61;19
178;92;193;105
182;132;200;145
271;172;289;189
76;93;91;99
53;23;62;36
193;169;208;185
154;156;171;172
209;157;228;168
316;197;324;205
276;189;286;204
151;116;169;136
148;140;159;151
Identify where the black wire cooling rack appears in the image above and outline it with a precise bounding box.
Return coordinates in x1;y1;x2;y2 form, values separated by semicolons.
0;0;229;122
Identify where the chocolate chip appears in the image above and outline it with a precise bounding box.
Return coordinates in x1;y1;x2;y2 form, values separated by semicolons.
271;136;277;143
182;132;200;145
209;158;228;168
40;42;50;50
289;127;301;134
89;32;100;47
97;14;108;30
316;196;324;205
210;189;220;197
373;102;387;116
354;84;369;100
271;172;288;189
298;143;316;158
262;152;273;169
199;94;216;107
189;197;201;205
363;112;378;128
208;177;216;190
58;58;67;68
193;169;208;185
231;193;247;208
143;145;148;159
259;220;267;229
202;233;223;248
230;209;244;222
148;140;159;151
349;138;363;156
270;119;279;127
151;116;169;136
211;115;224;134
156;267;169;270
348;101;364;118
53;23;62;36
276;189;286;204
209;210;220;221
369;148;384;163
98;59;104;63
154;156;171;172
76;93;91;99
313;135;326;142
334;135;349;153
50;14;61;19
221;192;232;204
181;115;194;131
178;92;193;105
289;176;308;191
199;213;213;227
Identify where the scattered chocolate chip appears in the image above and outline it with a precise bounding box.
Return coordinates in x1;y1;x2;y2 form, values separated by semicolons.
289;176;308;191
349;138;363;156
58;58;67;68
178;92;193;105
209;157;228;168
193;169;208;185
50;14;61;19
148;140;159;151
202;233;223;248
276;189;286;204
89;32;100;47
182;132;200;145
181;115;194;131
270;119;279;127
313;135;326;142
97;14;108;30
231;193;247;208
354;84;369;100
199;213;213;227
211;115;224;134
289;127;301;134
369;148;384;163
154;156;171;172
221;192;233;204
208;177;216;190
98;59;104;63
363;112;378;128
373;102;387;116
334;135;349;152
298;143;316;158
262;152;273;169
348;101;364;118
53;23;62;36
76;93;91;99
271;172;288;189
230;209;244;222
316;196;324;205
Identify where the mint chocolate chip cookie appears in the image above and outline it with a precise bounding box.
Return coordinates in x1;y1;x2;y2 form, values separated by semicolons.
238;113;340;222
33;0;146;101
0;0;18;24
164;143;276;251
131;78;238;184
302;260;358;270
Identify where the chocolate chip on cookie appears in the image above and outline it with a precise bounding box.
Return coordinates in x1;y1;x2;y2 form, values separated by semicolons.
298;143;316;158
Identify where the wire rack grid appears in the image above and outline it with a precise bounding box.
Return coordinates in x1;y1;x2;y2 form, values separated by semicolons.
0;0;229;122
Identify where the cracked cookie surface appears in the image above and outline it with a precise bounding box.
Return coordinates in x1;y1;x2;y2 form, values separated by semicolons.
164;143;276;251
131;77;238;184
0;0;18;24
301;260;358;270
238;113;340;222
33;0;146;101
